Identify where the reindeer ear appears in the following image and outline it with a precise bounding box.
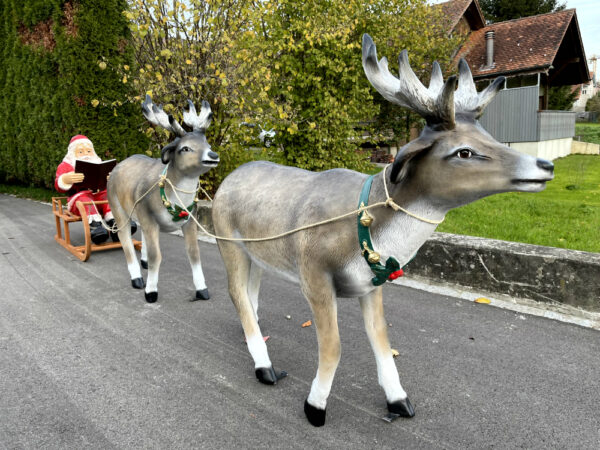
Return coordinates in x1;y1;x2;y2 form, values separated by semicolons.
390;138;434;184
160;138;180;164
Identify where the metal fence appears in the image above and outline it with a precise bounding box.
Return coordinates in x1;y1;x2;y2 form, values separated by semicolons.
538;110;576;141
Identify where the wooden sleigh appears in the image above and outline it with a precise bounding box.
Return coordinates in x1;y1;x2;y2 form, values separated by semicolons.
52;196;141;262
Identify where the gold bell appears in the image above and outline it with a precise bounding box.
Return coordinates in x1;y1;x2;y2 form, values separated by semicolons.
360;210;374;227
158;181;165;188
362;241;381;264
367;251;381;264
164;200;171;208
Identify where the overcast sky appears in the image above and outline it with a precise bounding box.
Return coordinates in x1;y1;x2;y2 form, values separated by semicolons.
566;0;600;59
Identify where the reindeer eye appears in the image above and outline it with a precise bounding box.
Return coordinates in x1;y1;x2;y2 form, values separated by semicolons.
456;149;473;159
179;146;192;153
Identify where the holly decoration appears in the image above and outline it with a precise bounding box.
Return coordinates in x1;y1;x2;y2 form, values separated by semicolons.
368;256;404;286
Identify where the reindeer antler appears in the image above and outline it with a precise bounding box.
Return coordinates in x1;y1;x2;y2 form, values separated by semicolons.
183;99;212;132
361;34;505;126
142;94;186;137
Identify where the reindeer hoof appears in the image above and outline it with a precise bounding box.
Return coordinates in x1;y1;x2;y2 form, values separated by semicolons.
255;367;287;385
140;259;148;269
131;277;145;289
193;289;210;301
145;291;158;303
304;399;326;427
387;397;415;418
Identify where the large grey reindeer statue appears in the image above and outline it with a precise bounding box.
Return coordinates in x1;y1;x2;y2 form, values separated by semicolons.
108;95;219;303
212;34;554;426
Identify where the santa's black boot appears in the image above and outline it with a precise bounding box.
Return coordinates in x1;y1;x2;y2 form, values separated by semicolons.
90;221;109;245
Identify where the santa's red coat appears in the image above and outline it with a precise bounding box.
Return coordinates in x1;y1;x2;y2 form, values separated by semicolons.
55;161;111;217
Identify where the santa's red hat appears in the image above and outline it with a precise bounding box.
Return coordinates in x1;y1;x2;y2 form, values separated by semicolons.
68;135;94;153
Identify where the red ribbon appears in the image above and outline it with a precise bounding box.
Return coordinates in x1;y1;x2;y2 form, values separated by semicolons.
388;269;404;280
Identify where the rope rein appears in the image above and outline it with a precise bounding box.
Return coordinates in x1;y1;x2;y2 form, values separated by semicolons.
96;164;444;241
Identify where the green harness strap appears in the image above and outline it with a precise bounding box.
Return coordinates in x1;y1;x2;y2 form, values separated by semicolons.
159;165;197;222
357;175;404;286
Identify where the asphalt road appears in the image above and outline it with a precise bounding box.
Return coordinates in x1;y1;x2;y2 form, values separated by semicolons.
1;194;599;449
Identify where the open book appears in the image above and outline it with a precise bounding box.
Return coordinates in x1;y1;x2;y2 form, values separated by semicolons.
74;159;117;192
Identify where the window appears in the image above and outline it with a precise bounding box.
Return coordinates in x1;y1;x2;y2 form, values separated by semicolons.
506;74;538;89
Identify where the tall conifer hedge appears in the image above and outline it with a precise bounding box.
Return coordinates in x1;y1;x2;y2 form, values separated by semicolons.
0;0;148;189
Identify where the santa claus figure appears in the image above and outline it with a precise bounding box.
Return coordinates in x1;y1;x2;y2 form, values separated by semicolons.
54;135;117;244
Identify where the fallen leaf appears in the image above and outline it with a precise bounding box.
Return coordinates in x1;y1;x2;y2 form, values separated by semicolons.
474;297;491;304
391;349;399;358
301;320;312;328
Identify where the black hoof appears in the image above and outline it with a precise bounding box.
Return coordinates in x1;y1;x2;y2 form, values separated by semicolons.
387;397;415;418
255;367;287;385
304;399;326;427
131;277;145;289
193;289;210;301
145;291;158;303
140;259;148;270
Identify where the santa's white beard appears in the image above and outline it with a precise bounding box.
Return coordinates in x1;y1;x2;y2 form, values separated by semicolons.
77;154;102;163
63;153;102;166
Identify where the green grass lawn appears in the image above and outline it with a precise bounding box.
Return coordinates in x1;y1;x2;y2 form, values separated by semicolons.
575;122;600;145
437;154;600;253
2;154;599;252
0;183;56;203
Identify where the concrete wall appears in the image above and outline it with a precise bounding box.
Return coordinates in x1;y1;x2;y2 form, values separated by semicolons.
405;232;600;312
571;140;600;155
508;138;572;160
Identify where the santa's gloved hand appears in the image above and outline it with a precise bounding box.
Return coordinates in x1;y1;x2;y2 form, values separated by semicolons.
61;172;85;184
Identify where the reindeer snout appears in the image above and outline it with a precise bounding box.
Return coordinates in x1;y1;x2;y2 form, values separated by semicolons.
202;150;219;167
536;158;554;173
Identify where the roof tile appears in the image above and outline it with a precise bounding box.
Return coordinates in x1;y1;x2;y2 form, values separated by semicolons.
457;9;575;78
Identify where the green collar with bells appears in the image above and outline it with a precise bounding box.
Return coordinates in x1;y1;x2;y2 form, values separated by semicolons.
357;175;404;286
159;165;199;222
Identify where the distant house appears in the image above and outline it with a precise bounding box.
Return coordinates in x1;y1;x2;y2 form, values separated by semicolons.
572;57;598;112
441;0;590;160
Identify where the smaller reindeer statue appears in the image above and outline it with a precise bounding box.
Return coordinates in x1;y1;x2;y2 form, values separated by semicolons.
107;96;219;303
211;34;554;426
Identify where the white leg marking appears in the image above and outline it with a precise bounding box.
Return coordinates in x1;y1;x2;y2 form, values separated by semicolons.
145;269;159;293
360;291;407;403
127;261;142;280
191;262;207;291
374;353;407;402
307;371;334;410
246;334;272;369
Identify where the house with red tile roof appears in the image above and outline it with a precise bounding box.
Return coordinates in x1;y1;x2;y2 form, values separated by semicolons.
440;0;590;160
